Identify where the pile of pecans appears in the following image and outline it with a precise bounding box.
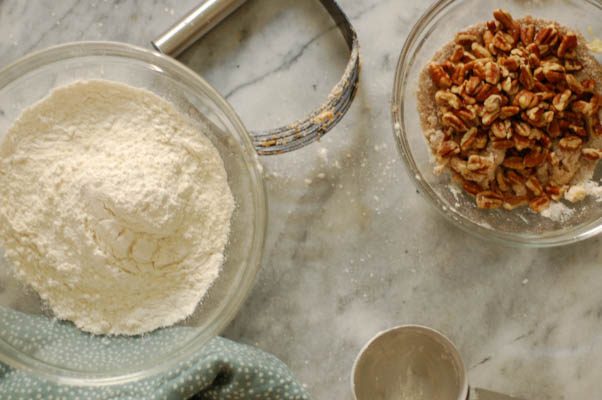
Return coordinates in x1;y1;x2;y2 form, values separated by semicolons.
427;9;602;212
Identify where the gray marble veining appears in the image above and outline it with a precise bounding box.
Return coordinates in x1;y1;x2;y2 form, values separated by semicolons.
1;1;602;399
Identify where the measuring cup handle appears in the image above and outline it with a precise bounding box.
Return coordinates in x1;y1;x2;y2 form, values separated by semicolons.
471;387;527;400
152;0;360;156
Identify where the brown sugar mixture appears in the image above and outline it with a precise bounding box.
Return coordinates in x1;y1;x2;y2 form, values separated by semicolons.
417;9;602;212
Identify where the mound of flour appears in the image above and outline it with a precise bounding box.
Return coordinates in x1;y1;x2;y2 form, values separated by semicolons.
0;80;235;335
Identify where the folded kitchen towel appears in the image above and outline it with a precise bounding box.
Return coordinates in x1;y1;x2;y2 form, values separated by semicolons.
0;308;311;400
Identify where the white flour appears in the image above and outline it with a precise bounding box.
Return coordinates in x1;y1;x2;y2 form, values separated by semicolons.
0;80;235;335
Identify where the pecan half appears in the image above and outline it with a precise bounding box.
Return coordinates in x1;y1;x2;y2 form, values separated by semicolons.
437;140;461;158
435;90;461;109
529;195;551;212
582;148;602;161
442;112;468;132
552;89;572;111
429;63;452;88
558;136;583;150
491;120;512;139
519;65;535;90
542;62;565;83
460;127;478;151
476;191;503;209
503;195;529;210
557;33;578;58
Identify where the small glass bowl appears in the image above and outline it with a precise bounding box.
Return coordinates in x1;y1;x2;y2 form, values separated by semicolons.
0;42;266;385
392;0;602;247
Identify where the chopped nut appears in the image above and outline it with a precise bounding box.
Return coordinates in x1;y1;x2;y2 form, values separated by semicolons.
525;107;545;126
545;185;565;201
456;108;478;125
483;30;495;50
472;42;492;58
529;195;551;212
565;59;583;72
467;154;494;172
542;62;565;83
451;63;466;85
437;140;461;157
450;45;465;63
435;90;461;110
547;119;560;137
565;74;584;94
503;195;529;210
429;63;452;88
503;156;524;170
515;90;538;109
520;25;535;45
501;106;520;118
492;139;515;150
462;179;483;195
539;132;552;148
524;148;547;167
525;176;544;195
502;55;520;71
582;148;602;161
487;20;500;33
519;65;535;90
475;83;499;102
536;91;555;102
493;31;514;52
558;135;583;150
493;9;518;32
513;121;532;137
474;133;488;149
501;77;519;95
491;120;512;139
568;124;587;137
552;89;572;111
476;191;503;209
465;76;482;95
534;25;558;46
513;134;531;151
542;110;555;125
484;94;503;112
528;53;540;68
460;127;479;151
557;33;578;58
456;33;479;46
572;98;599;117
484;61;501;84
581;79;596;93
496;168;510;192
442;112;468;132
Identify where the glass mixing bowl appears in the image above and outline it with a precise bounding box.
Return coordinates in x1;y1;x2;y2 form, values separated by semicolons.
0;42;266;385
392;0;602;247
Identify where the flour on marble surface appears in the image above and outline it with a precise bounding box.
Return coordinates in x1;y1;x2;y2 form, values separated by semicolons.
0;80;234;335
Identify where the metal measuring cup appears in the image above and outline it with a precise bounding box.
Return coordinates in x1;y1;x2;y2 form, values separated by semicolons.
352;325;525;400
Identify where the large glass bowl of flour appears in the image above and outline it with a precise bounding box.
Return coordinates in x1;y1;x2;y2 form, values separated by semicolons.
0;42;266;385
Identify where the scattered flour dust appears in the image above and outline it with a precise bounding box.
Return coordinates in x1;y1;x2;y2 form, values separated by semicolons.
541;180;602;222
0;80;235;335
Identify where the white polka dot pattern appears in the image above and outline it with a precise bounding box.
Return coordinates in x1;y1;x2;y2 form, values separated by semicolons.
0;309;311;399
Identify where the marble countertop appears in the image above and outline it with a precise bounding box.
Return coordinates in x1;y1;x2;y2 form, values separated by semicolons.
1;0;601;398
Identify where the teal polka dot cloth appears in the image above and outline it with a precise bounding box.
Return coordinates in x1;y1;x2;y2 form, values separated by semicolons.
0;308;311;400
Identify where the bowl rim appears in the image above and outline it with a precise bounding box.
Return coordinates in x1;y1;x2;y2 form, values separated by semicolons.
0;41;268;386
391;0;602;248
